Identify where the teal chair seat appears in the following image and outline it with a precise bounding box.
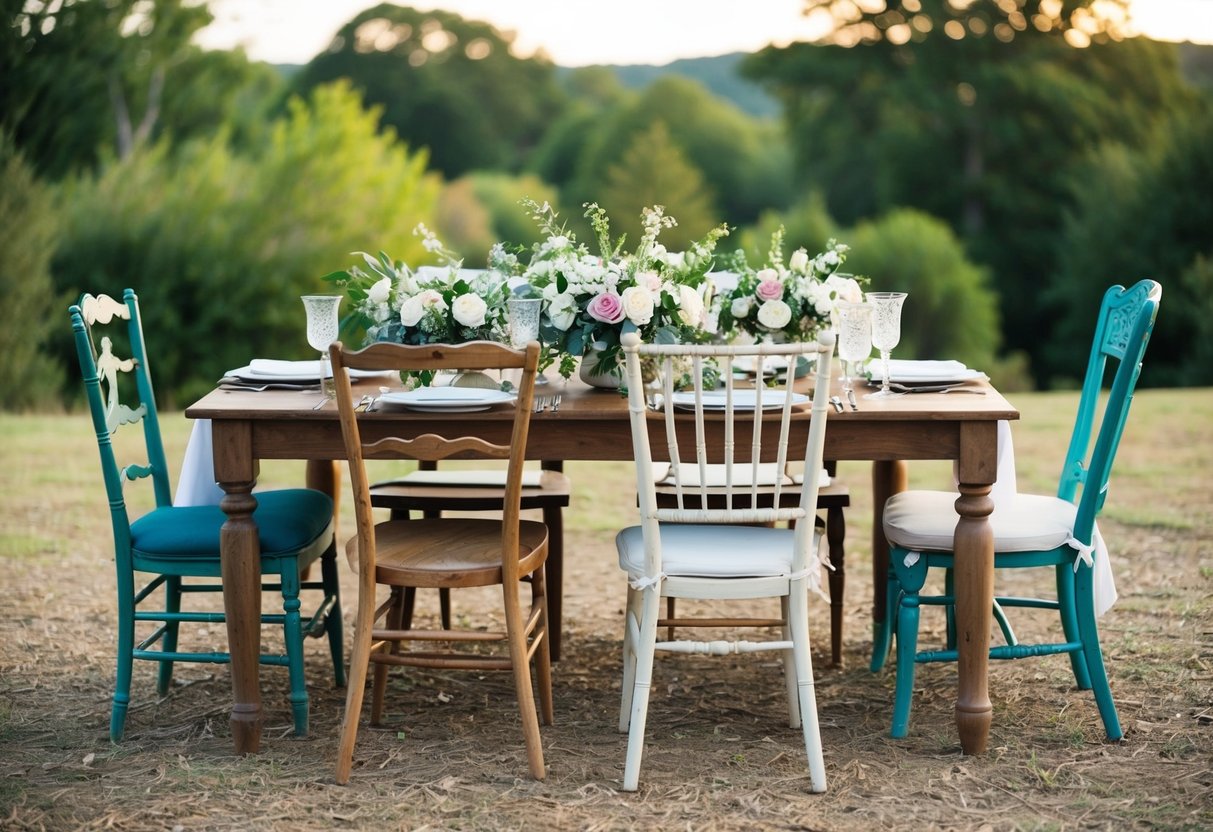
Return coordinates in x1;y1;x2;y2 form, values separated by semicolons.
132;490;333;560
70;289;344;743
871;279;1161;742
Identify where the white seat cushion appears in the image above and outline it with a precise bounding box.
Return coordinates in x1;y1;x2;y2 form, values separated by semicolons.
616;524;801;579
883;490;1078;553
393;469;543;488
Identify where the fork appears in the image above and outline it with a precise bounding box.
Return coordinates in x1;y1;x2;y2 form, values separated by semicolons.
533;396;548;413
551;394;562;413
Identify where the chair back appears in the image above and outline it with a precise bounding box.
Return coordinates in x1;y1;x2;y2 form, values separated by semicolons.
69;290;172;556
330;340;541;579
620;331;835;580
1058;279;1162;544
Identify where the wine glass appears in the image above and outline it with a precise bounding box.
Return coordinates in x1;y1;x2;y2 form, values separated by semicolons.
835;301;872;397
301;294;342;398
507;297;541;349
864;292;907;399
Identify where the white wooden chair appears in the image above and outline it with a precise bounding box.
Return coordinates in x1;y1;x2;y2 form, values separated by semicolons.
616;331;836;792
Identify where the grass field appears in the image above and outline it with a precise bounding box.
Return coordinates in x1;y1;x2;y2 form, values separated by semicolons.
1;388;1211;830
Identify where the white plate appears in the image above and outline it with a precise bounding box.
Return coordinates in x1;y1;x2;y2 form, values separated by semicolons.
226;364;387;383
379;388;515;413
731;355;789;377
670;390;809;411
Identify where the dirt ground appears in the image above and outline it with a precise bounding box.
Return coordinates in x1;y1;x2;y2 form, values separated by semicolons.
2;398;1211;830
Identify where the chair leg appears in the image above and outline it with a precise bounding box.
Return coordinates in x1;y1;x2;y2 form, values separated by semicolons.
665;597;676;641
826;505;846;667
870;574;898;673
335;577;377;785
371;587;405;727
502;578;546;780
780;594;801;729
618;586;642;732
321;545;346;687
542;504;564;662
111;576;136;742
1074;568;1122;740
788;582;827;793
1056;564;1092;690
890;593;921;739
531;566;554;726
280;564;309;737
622;587;661;792
156;576;182;697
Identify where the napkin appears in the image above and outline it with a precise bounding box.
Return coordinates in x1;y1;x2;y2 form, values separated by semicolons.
868;359;970;381
249;359;324;377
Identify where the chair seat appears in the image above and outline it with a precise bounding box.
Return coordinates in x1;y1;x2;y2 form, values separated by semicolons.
131;489;334;559
883;490;1079;554
348;518;549;588
617;523;814;580
370;469;571;511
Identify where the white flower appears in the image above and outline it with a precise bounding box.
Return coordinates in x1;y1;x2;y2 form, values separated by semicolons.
731;296;754;318
825;273;863;304
757;299;792;330
621;286;656;326
789;249;809;273
636;270;662;292
547;293;578;330
678;284;705;327
400;289;445;327
756;267;781;284
451;292;488;328
367;276;391;305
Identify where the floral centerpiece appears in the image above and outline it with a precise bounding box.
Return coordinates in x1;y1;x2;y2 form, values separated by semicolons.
494;199;730;381
323;224;511;385
713;228;862;345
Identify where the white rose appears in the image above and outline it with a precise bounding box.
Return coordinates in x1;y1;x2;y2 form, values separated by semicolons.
756;267;780;284
621;286;656;326
789;249;809;273
400;296;425;327
731;296;753;318
367;276;391;305
547;293;578;330
826;274;863;304
451;292;488;328
678;284;705;327
636;269;662;292
757;299;792;330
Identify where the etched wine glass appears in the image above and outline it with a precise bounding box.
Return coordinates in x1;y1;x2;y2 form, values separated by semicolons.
301;294;342;398
835;301;872;398
864;291;907;399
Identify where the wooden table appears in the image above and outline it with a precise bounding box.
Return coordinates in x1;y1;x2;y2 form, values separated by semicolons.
186;377;1017;756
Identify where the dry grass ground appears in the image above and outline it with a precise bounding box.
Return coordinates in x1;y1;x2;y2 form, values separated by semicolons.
2;388;1211;831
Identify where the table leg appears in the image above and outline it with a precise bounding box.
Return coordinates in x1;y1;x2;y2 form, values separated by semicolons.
953;423;997;754
871;461;908;638
215;421;263;754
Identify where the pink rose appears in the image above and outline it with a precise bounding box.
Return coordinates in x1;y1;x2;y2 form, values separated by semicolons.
586;292;626;324
755;278;784;302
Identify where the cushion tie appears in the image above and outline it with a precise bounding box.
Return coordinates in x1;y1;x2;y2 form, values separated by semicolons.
1065;536;1096;571
904;551;921;568
629;572;666;590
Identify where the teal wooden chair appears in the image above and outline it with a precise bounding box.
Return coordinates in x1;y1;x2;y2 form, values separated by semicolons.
70;289;345;741
871;279;1161;740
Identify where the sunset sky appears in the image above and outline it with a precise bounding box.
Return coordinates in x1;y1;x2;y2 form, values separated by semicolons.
195;0;1213;66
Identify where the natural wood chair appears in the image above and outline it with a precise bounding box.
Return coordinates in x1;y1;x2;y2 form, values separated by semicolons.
367;459;571;660
331;339;553;783
70;289;344;741
616;331;837;792
872;280;1161;740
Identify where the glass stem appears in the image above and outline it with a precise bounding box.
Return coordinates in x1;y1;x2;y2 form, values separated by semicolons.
880;350;892;396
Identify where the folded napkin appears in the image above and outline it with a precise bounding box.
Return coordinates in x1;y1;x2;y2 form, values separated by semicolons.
869;359;970;380
249;359;324;377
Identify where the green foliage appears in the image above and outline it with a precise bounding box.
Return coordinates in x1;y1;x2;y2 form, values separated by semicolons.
292;4;567;178
435;172;562;266
598;122;719;250
736;192;840;262
1050;104;1213;387
845;209;1000;372
50;81;441;406
0;140;65;411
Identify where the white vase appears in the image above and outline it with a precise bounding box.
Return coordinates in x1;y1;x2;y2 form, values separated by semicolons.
578;345;623;389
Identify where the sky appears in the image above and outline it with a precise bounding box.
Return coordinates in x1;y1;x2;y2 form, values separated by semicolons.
194;0;1213;66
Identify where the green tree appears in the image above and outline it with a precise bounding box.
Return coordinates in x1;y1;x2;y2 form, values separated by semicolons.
50;81;442;405
3;0;215;177
292;4;567;178
0;139;64;410
846;209;1000;373
598;121;719;251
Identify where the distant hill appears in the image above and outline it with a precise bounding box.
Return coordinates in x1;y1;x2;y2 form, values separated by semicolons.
564;53;781;119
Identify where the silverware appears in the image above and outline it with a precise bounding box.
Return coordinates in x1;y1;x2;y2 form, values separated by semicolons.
533;396;548;413
312;398;330;410
551;394;562;413
219;381;321;392
828;395;845;413
354;395;372;412
845;388;859;411
885;381;987;395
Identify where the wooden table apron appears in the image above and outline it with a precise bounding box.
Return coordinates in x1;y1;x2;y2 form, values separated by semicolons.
187;379;1016;757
